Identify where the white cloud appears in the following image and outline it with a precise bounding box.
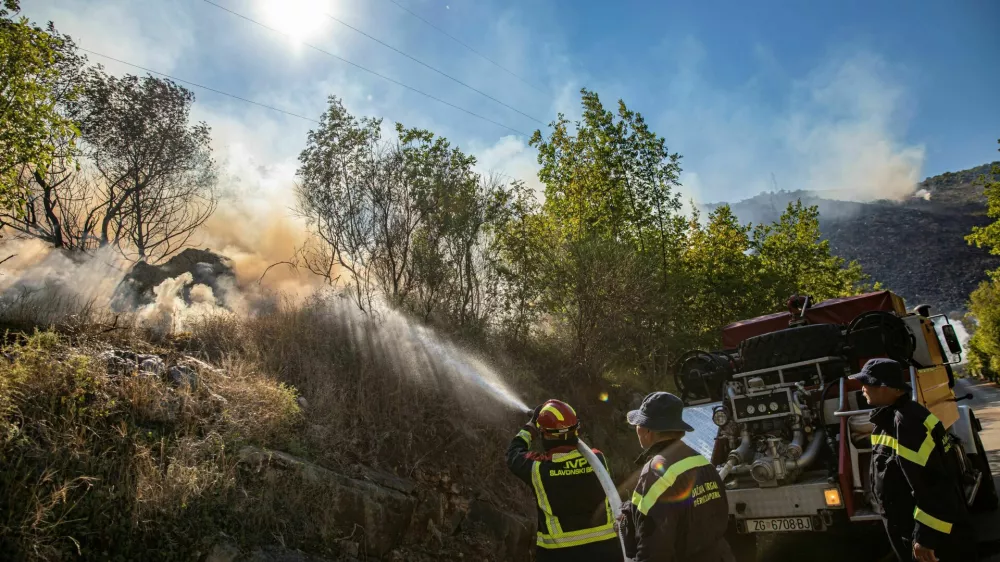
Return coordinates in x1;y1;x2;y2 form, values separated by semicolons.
35;0;193;73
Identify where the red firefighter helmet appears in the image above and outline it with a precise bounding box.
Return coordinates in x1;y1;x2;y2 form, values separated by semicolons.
535;399;579;438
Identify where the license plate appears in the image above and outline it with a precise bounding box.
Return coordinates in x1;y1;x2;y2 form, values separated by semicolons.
746;516;813;533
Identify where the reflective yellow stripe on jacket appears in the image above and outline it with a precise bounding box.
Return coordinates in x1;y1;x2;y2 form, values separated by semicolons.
633;454;711;515
869;413;942;467
531;462;562;536
516;429;533;445
530;460;616;549
870;412;955;534
914;507;953;534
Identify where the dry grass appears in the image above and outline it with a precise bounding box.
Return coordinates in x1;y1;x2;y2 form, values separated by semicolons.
0;291;541;561
0;329;303;561
185;297;531;505
0;277;659;562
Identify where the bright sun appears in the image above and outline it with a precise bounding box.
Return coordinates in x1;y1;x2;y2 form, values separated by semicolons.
258;0;331;44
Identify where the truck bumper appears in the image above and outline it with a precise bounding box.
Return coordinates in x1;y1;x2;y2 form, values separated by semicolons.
727;477;846;531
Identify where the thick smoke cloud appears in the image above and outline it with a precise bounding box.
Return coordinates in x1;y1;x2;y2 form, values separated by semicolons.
660;45;925;207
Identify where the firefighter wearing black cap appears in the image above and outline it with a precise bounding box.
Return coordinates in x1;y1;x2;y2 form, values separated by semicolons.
506;399;623;562
618;391;734;562
850;358;977;562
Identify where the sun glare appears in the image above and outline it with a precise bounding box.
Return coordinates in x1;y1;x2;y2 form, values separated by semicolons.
258;0;331;45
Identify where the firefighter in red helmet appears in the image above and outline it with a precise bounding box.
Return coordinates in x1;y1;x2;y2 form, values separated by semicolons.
506;399;623;562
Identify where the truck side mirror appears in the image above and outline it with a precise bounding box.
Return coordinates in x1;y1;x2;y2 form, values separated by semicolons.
941;324;962;354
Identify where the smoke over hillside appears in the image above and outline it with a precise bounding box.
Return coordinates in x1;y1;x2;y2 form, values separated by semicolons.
0;191;328;334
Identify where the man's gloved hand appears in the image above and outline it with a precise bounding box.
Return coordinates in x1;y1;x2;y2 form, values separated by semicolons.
617;501;637;558
528;404;544;427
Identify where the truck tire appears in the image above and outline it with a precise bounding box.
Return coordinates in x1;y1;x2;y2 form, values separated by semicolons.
739;324;844;372
970;426;999;512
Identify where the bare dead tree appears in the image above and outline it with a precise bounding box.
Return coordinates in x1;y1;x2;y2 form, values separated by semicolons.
73;69;218;263
112;155;217;262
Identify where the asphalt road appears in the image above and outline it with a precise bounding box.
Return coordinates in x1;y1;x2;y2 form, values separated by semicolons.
756;376;1000;562
957;377;1000;561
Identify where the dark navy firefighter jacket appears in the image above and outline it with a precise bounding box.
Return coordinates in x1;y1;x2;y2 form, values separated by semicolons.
506;426;623;562
619;439;734;562
869;395;976;561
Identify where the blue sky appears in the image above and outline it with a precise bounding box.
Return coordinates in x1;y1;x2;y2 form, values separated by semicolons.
25;0;1000;207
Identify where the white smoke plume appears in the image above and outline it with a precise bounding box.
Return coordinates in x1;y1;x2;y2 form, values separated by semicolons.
0;239;127;325
136;272;235;335
660;47;925;207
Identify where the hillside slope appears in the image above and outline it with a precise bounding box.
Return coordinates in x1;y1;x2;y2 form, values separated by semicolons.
709;162;1000;313
0;307;536;562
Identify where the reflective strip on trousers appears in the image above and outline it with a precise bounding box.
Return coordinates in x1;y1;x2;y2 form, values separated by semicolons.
634;454;711;515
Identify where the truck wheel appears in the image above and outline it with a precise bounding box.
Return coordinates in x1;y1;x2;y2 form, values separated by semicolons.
970;427;998;512
739;324;844;371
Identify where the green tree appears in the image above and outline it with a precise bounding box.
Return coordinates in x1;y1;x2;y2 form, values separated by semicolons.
754;201;870;307
0;19;84;248
527;88;688;387
296;96;522;327
964;139;1000;380
530;88;684;249
966;139;1000;264
493;181;545;342
965;278;1000;382
681;205;765;349
0;1;80;212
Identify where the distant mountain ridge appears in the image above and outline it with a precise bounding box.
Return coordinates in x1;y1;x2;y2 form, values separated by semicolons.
707;162;1000;314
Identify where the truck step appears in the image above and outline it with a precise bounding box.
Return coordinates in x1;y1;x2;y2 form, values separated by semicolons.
849;508;881;522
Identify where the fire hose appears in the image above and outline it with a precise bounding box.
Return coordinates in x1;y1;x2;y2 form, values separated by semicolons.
576;439;632;562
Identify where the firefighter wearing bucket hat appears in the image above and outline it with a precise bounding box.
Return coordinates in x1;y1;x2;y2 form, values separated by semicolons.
506;399;623;562
618;392;733;562
850;358;977;562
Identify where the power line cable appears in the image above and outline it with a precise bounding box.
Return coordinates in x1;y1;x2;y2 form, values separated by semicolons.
322;11;541;124
382;0;545;94
80;49;530;189
79;47;321;123
200;0;530;137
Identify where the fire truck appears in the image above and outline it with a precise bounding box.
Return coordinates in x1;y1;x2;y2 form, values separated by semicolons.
675;291;997;559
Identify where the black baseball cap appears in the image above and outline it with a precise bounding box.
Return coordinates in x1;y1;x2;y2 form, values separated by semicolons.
849;358;911;391
627;391;694;432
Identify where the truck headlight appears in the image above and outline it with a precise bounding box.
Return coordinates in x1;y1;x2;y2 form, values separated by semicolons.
712;406;729;427
823;488;842;507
